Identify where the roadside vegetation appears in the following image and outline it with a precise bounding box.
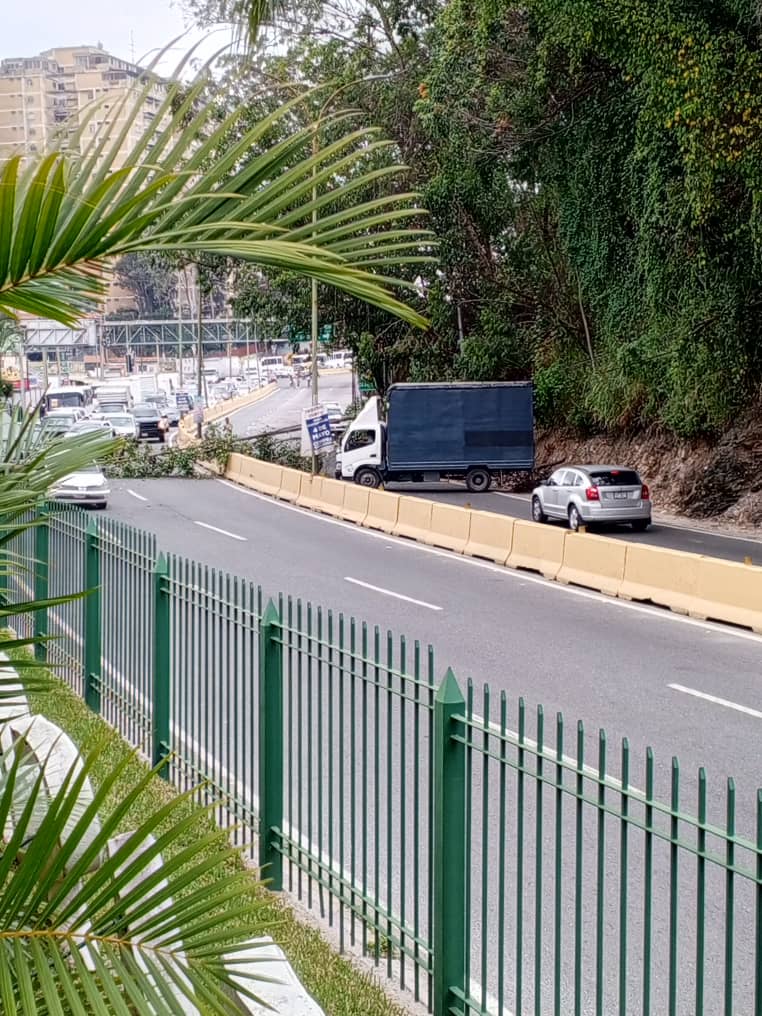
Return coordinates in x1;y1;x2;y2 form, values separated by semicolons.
170;0;762;439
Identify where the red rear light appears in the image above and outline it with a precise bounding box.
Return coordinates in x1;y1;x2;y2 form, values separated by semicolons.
641;483;650;500
585;486;600;502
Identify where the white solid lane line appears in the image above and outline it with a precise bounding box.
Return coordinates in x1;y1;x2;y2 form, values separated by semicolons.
668;683;762;720
193;520;247;542
344;576;443;612
127;489;148;502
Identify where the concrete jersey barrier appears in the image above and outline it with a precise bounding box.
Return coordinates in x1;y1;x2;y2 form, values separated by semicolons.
423;502;472;554
463;510;515;565
689;556;762;633
362;489;400;534
339;484;370;525
394;496;433;542
619;543;703;615
507;520;567;579
557;531;628;597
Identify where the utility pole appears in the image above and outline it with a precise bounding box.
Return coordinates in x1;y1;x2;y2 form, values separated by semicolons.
196;270;204;404
177;273;184;387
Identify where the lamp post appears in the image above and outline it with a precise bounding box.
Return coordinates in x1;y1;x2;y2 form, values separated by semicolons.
309;75;390;472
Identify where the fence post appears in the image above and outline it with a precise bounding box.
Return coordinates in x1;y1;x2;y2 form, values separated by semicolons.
152;553;171;776
258;597;283;891
84;520;101;713
33;506;50;662
432;667;467;1015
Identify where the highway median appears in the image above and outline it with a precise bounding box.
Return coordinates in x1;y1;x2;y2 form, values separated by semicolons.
226;453;762;636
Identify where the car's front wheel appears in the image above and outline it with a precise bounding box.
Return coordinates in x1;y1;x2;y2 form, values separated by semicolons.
568;504;582;532
531;496;547;524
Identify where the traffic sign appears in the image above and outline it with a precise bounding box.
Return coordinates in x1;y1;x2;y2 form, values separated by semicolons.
302;404;334;453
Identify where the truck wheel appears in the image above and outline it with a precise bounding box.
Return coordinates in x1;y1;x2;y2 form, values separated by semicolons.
355;468;381;489
465;468;491;493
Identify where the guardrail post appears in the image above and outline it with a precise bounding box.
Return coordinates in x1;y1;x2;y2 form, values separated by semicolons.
258;598;283;890
84;520;101;713
432;668;467;1015
33;506;50;662
152;553;171;776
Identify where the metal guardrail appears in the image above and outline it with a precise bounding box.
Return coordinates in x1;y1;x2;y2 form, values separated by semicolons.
5;506;762;1015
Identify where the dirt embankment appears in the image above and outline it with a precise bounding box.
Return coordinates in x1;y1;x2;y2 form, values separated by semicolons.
506;417;762;527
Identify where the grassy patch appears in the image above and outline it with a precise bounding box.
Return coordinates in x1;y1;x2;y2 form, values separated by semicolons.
7;651;407;1016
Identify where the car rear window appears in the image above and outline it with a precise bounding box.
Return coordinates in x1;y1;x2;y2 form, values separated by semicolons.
589;470;641;487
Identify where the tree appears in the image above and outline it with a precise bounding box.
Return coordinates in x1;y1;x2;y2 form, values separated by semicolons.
114;253;179;318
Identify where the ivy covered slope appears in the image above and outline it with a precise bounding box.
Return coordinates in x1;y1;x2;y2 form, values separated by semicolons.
420;0;762;436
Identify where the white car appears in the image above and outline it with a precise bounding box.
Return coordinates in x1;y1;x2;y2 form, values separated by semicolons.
52;464;110;509
100;412;139;439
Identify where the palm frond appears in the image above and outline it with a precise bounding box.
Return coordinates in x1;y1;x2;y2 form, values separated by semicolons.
0;738;272;1014
0;60;434;329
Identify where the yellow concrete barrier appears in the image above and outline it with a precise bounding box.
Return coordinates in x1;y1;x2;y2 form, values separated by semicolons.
556;531;628;597
296;473;326;512
339;484;370;525
225;452;245;482
362;489;400;534
619;543;703;614
689;557;762;632
394;496;433;542
320;477;347;518
238;457;283;498
277;466;303;504
463;511;515;565
507;520;566;579
423;503;471;554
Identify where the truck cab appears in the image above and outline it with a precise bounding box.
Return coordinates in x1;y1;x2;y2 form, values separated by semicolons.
335;397;385;485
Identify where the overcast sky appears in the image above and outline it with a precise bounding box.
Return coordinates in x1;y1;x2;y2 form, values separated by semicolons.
2;1;231;72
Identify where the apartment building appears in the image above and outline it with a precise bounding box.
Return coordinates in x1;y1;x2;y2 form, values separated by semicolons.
0;46;170;314
0;45;166;163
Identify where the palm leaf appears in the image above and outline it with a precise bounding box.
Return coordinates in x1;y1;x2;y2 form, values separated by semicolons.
0;56;434;330
0;738;272;1014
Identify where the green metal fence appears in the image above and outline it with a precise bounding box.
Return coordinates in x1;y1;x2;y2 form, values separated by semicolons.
6;505;762;1016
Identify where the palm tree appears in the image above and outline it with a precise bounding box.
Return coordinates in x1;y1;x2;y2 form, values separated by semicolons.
0;4;433;1008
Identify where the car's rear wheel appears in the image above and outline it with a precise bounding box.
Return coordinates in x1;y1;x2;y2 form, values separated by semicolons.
355;468;381;489
465;467;491;493
568;504;582;531
631;519;650;532
531;496;547;524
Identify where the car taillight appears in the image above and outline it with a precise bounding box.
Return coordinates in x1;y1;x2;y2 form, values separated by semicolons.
585;486;600;502
641;483;650;500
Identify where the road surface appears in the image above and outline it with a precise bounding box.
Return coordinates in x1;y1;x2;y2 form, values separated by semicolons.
229;373;354;439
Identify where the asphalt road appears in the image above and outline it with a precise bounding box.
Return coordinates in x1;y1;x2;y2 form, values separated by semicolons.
229;372;354;440
101;473;762;1013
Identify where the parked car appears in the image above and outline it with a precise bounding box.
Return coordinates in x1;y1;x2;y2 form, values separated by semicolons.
132;403;164;442
51;464;110;509
101;412;139;440
531;465;651;532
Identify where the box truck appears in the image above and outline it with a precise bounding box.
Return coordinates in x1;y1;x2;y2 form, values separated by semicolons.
336;382;534;492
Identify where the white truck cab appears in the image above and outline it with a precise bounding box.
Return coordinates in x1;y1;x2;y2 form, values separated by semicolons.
335;397;384;485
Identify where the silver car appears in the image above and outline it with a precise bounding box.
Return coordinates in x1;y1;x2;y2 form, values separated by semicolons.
531;465;651;532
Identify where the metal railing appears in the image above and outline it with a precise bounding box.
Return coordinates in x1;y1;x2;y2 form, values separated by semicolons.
5;505;762;1015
